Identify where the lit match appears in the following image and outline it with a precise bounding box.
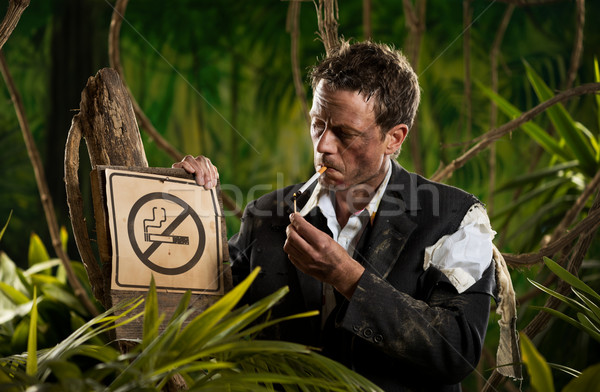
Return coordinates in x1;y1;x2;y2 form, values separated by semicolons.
293;166;327;213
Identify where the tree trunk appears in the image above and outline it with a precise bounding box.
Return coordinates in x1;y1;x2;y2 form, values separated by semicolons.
65;67;147;309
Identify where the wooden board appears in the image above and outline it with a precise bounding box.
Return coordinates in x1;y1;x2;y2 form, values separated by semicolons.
91;166;232;340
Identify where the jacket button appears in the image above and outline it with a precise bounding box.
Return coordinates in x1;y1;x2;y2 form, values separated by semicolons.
363;328;373;338
353;325;360;332
374;334;383;343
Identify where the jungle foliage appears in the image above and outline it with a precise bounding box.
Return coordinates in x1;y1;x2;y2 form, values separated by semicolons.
1;0;600;391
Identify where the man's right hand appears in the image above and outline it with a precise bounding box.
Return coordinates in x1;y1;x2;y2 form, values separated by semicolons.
172;155;219;189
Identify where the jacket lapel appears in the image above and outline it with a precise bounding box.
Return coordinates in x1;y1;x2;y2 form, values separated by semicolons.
276;182;325;312
355;161;419;280
284;161;420;308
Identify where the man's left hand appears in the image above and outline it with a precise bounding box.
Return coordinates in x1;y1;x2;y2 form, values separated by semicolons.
284;213;365;299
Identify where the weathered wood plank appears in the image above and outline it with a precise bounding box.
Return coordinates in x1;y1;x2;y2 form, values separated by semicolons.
66;68;231;343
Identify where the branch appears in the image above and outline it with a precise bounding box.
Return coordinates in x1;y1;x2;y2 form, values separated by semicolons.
363;0;372;40
545;167;600;246
109;0;182;161
286;0;311;127
64;115;107;307
108;0;241;218
0;51;99;316
522;191;600;338
502;207;600;266
485;190;600;391
564;0;584;89
402;0;418;30
431;82;600;182
490;0;569;5
0;0;29;51
315;0;340;56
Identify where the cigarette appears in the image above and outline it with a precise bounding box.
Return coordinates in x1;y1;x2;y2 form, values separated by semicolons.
293;166;327;213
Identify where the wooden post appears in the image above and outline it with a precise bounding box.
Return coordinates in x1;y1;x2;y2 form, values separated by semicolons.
65;68;231;340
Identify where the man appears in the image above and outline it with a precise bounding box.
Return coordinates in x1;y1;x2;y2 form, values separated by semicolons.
174;41;496;391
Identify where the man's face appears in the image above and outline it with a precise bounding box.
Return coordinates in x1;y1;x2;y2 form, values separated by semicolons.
310;80;394;193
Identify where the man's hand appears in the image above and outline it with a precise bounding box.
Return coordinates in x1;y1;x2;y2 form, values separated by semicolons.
284;213;365;299
172;155;219;189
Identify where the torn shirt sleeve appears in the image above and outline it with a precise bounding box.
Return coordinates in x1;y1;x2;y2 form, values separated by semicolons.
423;203;495;293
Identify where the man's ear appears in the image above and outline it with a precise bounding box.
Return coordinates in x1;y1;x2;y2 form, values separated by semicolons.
385;124;408;155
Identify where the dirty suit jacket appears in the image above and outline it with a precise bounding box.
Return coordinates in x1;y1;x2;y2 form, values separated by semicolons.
229;160;496;391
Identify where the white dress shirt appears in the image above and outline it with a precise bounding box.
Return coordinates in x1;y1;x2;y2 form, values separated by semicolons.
299;164;494;299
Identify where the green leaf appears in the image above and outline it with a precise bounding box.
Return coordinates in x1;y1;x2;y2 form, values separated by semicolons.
170;267;262;357
543;257;600;302
0;367;19;390
575;122;600;161
28;233;50;269
563;363;600;392
477;80;572;161
36;297;145;375
576;313;600;334
142;276;161;347
519;332;554;392
0;252;32;312
26;287;38;376
24;259;61;276
60;226;68;253
528;279;588;315
64;344;120;363
572;289;600;324
495;161;579;193
547;363;581;378
12;317;30;350
0;281;31;305
0;210;12;243
525;62;598;177
167;290;191;325
46;359;83;382
536;306;600;344
0;301;38;324
30;274;62;287
491;177;570;219
594;57;600;133
40;284;87;316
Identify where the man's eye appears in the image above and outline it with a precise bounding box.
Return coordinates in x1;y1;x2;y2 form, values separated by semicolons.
333;127;354;141
312;122;325;135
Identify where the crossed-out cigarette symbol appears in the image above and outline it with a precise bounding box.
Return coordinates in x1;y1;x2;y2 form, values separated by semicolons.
143;207;190;245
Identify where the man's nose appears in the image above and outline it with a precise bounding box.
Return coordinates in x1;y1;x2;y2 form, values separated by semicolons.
315;128;337;154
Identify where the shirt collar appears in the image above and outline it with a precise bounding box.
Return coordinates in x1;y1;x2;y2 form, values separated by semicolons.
299;161;393;223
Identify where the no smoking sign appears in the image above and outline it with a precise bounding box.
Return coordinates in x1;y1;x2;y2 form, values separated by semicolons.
106;169;223;294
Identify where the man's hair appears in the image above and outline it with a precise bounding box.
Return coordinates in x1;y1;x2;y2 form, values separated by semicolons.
310;40;421;136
